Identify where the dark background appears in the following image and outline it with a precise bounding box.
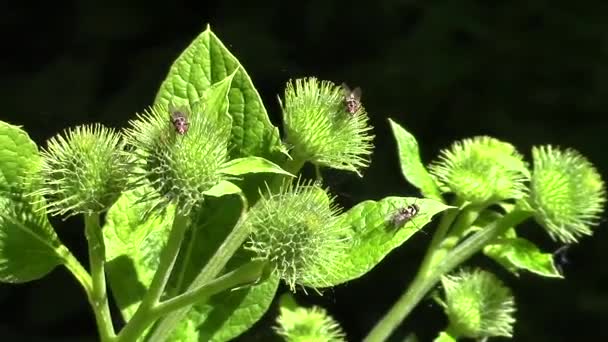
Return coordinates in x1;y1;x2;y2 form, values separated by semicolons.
2;0;608;341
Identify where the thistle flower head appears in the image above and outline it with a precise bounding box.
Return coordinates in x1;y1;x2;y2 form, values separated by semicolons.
527;146;606;243
245;180;350;291
281;77;374;176
429;136;529;205
440;269;516;339
33;124;128;217
274;294;345;342
124;104;230;215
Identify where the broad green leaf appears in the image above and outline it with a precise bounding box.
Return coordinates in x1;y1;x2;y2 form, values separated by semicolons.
154;26;284;161
219;157;294;177
484;236;561;278
303;197;451;286
203;181;243;198
0;196;63;283
104;188;174;319
0;121;63;283
389;119;443;202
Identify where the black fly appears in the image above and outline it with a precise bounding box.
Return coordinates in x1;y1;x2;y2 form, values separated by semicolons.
389;203;420;230
342;83;362;115
170;110;189;135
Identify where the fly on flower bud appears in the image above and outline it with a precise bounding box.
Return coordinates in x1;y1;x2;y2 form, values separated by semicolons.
389;203;420;229
341;83;362;115
170;110;189;135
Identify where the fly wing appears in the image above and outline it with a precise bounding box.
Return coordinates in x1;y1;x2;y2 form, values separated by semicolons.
351;86;362;100
341;83;352;96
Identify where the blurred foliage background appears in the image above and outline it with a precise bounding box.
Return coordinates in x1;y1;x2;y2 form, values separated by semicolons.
2;0;608;341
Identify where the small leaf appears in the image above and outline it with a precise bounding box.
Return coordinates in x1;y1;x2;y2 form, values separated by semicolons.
389;119;443;201
154;26;284;162
219;157;294;177
203;181;243;198
484;237;562;278
0;121;63;283
191;71;235;128
305;197;451;286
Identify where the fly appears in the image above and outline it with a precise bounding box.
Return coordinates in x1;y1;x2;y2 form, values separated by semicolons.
342;83;362;115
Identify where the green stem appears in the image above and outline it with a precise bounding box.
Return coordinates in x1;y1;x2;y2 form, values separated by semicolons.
146;193;251;342
364;209;531;342
117;260;264;342
116;208;188;342
84;213;116;342
154;260;266;316
60;245;93;300
424;203;486;276
418;198;464;277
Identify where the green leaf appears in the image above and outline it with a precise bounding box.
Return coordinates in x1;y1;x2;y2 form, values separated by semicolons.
389;119;443;201
104;188;174;319
219;157;294;177
0;196;64;283
162;197;278;341
0;121;40;187
0;121;63;283
484;236;562;278
203;181;243;198
306;197;451;286
154;26;284;161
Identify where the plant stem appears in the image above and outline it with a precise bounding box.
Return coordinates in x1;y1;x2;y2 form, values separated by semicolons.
60;245;93;300
146;193;251;342
84;212;116;342
417;198;463;277
116;208;188;342
364;209;531;342
423;203;486;276
154;260;266;316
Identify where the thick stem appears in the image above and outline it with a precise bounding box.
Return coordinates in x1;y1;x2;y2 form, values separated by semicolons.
364;209;531;342
116;208;188;342
85;213;116;342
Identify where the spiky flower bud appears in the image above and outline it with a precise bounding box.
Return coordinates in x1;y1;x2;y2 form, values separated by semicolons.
281;77;374;176
527;146;605;243
124;104;230;215
245;180;350;291
33;124;128;217
440;269;515;339
275;294;345;342
429;136;529;205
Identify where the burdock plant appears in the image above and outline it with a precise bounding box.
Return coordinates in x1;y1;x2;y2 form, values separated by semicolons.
0;25;603;342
